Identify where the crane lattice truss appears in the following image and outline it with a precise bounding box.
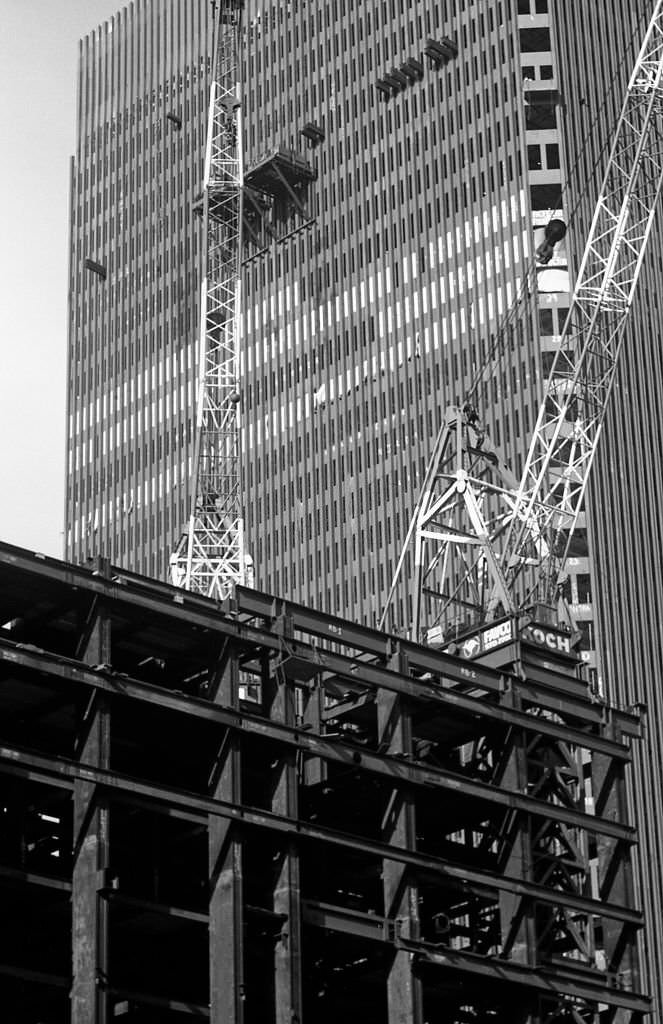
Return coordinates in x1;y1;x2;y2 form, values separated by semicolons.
384;3;663;642
171;2;247;600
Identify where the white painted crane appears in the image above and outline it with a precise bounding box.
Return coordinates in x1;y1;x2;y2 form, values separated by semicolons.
382;1;663;643
170;1;252;600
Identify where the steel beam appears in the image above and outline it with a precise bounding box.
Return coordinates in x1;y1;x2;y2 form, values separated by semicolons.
0;545;641;736
593;742;641;998
104;890;208;925
208;644;244;1023
0;641;635;845
71;593;111;1024
0;742;641;929
379;648;423;1024
298;899;650;1014
106;985;209;1017
263;656;303;1024
0;961;70;988
498;694;537;966
302;898;387;941
0;638;635;763
411;942;650;1014
0;864;71;892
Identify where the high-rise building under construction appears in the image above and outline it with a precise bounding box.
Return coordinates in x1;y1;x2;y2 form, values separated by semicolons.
64;0;663;1009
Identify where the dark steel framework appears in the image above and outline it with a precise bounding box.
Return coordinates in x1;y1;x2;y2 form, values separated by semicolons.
0;541;648;1022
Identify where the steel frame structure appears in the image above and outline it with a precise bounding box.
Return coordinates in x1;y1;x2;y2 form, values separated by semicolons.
242;147;317;260
171;1;249;600
384;2;663;641
0;540;649;1023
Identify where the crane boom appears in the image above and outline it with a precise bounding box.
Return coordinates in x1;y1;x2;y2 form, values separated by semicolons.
499;6;663;607
382;1;663;642
170;1;251;600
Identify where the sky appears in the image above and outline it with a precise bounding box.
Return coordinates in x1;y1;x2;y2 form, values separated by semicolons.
0;0;128;558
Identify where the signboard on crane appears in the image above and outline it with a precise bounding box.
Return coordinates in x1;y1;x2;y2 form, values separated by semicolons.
435;618;516;660
437;617;577;662
521;623;573;656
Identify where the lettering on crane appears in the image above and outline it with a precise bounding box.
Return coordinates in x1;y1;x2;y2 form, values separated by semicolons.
455;619;516;660
481;620;514;652
521;624;572;655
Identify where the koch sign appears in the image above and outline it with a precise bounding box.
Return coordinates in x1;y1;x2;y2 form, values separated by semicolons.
521;624;573;656
454;620;574;660
458;619;516;659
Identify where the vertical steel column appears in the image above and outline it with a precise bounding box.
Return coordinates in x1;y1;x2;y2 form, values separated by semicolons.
593;730;641;1002
302;673;325;788
380;647;423;1024
72;593;112;1024
497;690;537;967
264;647;303;1024
209;644;244;1022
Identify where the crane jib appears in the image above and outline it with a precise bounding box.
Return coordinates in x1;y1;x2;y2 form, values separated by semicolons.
382;0;663;647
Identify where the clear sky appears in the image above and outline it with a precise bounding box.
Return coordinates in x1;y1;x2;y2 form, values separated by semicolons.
0;0;129;558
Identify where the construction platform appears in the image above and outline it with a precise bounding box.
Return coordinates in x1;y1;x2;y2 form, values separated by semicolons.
242;147;316;255
244;146;317;197
0;541;649;1023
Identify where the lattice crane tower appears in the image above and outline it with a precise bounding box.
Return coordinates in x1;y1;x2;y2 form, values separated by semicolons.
382;0;663;642
170;1;252;599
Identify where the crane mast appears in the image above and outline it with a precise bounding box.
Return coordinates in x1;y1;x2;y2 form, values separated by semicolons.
170;1;250;600
383;1;663;643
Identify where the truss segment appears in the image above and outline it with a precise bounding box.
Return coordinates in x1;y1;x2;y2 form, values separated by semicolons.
502;6;663;605
171;2;251;599
383;2;663;640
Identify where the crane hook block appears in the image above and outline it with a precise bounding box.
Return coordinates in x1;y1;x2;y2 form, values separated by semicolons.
536;218;567;265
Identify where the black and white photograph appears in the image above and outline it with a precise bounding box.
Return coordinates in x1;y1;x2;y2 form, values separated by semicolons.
0;1;661;1020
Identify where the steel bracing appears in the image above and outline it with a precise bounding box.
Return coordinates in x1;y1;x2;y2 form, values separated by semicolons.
0;541;649;1022
171;1;250;599
383;2;663;642
379;405;521;642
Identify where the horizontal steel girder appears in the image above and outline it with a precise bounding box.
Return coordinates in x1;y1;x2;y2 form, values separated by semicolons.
0;741;642;929
0;631;633;760
301;899;649;1014
0;641;635;844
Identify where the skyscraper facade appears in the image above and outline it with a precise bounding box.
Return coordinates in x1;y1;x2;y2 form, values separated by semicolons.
65;0;604;698
243;0;551;626
64;0;596;654
64;0;211;581
240;0;602;676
